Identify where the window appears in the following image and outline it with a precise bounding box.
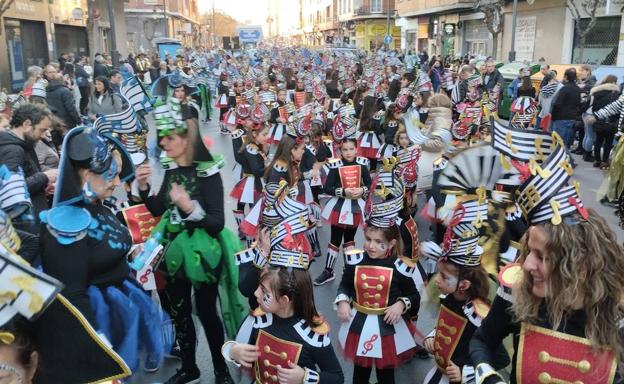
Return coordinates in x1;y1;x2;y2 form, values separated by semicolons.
370;0;381;13
572;16;621;65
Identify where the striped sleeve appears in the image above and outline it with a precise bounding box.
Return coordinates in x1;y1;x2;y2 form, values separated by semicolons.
594;93;624;121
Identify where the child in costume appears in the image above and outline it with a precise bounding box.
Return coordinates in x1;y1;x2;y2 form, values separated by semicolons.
420;219;495;384
357;95;383;171
222;187;344;384
267;90;290;148
335;164;420;384
137;99;245;384
315;138;372;286
377;103;401;161
230;120;269;239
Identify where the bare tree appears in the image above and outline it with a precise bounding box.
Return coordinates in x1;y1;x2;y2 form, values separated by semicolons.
565;0;624;63
474;0;505;59
0;0;17;35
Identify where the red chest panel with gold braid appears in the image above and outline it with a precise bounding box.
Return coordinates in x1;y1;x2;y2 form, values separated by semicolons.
339;165;362;190
403;217;420;260
354;266;393;310
122;204;161;244
433;305;468;371
255;330;303;384
517;323;617;384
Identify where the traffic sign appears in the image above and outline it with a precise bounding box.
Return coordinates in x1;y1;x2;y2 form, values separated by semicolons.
384;35;393;45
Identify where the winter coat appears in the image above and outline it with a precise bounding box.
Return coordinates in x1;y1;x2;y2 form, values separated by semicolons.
87;91;123;117
590;82;621;133
538;82;562;118
551;81;581;121
0;131;49;222
482;69;504;93
423;106;452;152
46;80;81;128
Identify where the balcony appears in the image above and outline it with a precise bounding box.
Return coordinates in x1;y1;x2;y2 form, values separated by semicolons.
354;5;386;16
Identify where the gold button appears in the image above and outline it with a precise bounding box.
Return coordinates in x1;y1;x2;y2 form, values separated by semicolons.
379;275;385;282
373;303;380;308
578;360;591;374
264;346;271;353
263;359;271;367
375;293;381;299
363;283;369;289
363;293;370;298
364;301;370;307
279;352;287;360
271;375;278;382
360;273;367;280
376;284;383;291
538;372;551;384
264;372;270;378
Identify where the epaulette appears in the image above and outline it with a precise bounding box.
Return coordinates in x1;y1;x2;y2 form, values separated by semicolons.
345;249;365;265
463;299;490;327
394;257;415;278
273;159;288;173
246;143;259;155
356;156;370;167
251;311;273;329
327;158;343;169
497;263;521;303
231;128;245;139
235;247;256;266
293;318;331;348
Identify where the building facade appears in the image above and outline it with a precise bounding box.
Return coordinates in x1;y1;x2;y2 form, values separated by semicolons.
124;0;200;54
338;0;399;50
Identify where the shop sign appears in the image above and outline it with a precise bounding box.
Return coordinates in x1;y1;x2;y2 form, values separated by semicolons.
515;16;536;62
369;23;386;36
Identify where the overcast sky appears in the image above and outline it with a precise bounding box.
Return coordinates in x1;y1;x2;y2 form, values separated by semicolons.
198;0;268;25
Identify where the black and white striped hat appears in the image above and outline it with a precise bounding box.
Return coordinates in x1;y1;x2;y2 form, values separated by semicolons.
0;165;31;220
365;157;404;228
515;137;587;225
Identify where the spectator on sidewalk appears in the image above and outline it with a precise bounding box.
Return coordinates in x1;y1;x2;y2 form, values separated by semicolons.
481;59;504;98
93;53;109;78
86;76;123;121
539;64;550;90
576;64;597;156
109;70;123;94
536;71;561;130
0;104;56;225
75;55;91;115
588;75;620;170
551;68;581;150
46;74;81;129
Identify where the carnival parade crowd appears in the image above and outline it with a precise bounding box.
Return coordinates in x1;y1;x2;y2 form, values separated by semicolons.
0;43;623;384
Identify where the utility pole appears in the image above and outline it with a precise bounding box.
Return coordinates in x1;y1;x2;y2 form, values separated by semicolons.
106;0;119;67
164;0;169;38
508;0;518;62
212;0;216;48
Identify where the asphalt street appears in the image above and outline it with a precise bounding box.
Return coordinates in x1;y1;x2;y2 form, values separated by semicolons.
132;112;623;384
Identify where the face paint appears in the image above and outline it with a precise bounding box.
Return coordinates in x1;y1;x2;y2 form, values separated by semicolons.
82;181;96;201
101;157;118;181
444;274;459;290
0;363;23;383
379;243;387;252
262;292;273;307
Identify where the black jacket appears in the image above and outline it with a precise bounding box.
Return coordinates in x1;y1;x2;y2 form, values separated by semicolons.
93;61;109;78
74;64;90;88
46;81;81;128
590;83;621;123
482;69;504;93
551;81;581;121
0;131;49;222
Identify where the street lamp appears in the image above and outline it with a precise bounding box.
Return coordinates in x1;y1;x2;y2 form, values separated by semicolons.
508;0;518;61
